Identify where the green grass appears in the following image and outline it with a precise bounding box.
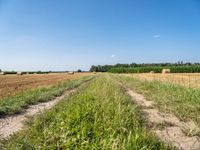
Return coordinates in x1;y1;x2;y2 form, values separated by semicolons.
1;75;171;150
115;75;200;126
0;76;94;116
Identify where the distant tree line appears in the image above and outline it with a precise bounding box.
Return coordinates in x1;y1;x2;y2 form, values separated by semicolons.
0;69;84;75
0;71;50;75
90;62;200;73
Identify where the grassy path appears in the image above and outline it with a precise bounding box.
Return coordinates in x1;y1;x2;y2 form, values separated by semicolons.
1;74;170;149
114;74;200;127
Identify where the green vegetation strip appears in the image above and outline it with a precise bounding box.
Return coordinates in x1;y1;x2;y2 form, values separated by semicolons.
0;76;94;116
1;75;171;149
90;63;200;73
109;66;200;73
115;75;200;126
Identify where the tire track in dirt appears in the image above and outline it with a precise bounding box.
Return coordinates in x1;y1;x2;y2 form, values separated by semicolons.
124;85;200;150
0;76;95;139
0;89;76;139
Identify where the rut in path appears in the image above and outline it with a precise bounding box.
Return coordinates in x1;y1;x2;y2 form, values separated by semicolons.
0;76;95;140
126;87;200;150
0;89;76;139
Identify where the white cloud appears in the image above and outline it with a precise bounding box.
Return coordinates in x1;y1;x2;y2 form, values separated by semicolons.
111;54;115;58
153;34;160;38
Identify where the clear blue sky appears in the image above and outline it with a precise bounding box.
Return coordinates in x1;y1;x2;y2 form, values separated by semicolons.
0;0;200;71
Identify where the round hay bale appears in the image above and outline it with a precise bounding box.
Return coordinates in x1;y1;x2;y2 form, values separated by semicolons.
150;71;155;74
0;72;5;75
17;72;23;75
68;71;74;75
162;69;170;74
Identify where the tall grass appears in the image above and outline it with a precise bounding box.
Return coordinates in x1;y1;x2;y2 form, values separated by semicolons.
0;76;94;116
1;75;171;149
115;75;200;126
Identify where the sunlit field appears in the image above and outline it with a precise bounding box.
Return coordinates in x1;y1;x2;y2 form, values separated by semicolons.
123;73;200;88
0;73;92;98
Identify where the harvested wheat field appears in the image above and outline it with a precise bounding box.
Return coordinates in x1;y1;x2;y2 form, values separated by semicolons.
0;73;91;98
124;73;200;88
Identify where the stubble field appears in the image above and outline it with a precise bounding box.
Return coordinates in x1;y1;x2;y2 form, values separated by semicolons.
124;73;200;88
0;73;91;98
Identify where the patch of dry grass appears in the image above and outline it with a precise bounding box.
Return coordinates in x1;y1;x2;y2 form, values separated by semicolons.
124;73;200;88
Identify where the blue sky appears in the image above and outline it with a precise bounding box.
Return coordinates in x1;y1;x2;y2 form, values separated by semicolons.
0;0;200;71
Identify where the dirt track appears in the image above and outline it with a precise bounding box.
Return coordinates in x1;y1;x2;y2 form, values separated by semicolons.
127;88;200;150
0;89;76;139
